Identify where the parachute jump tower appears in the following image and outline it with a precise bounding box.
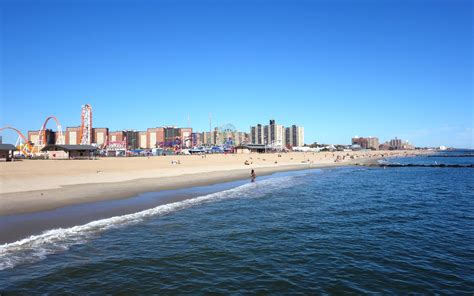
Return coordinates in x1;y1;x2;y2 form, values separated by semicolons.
80;104;92;145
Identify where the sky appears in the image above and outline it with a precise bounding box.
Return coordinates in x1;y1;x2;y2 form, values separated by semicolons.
1;0;473;148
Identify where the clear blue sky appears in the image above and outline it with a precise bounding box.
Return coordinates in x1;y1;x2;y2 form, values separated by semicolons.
1;0;472;148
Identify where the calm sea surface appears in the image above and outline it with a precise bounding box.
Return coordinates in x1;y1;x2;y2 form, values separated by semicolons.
1;151;473;294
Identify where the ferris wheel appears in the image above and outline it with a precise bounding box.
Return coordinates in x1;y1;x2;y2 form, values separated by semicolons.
219;123;237;133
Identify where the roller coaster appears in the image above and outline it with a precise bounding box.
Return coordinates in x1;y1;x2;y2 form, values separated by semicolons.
0;126;33;156
1;115;66;156
38;116;65;146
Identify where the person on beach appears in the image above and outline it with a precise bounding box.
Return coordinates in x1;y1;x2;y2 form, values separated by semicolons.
251;169;256;182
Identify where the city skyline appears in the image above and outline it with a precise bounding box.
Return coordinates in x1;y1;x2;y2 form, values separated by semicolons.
1;0;472;148
8;102;427;149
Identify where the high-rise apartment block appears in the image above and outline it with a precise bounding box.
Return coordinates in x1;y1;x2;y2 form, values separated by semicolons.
285;125;304;147
251;124;265;145
251;120;304;147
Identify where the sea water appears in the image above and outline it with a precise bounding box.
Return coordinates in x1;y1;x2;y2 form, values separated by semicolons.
1;151;473;294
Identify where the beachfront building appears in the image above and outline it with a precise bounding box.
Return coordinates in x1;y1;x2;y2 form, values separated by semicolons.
109;131;125;142
108;130;139;150
389;138;403;150
123;130;139;150
179;128;193;148
92;128;108;147
162;126;193;148
65;127;81;145
367;137;379;150
138;131;147;149
202;131;215;146
234;144;266;153
147;127;165;149
352;136;379;150
41;144;97;160
285;125;305;147
191;132;203;147
264;120;285;148
252;120;304;148
251;124;265;145
0;144;17;161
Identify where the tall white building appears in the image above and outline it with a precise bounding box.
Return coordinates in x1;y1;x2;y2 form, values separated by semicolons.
285;125;304;147
250;124;265;145
252;120;304;148
264;120;285;147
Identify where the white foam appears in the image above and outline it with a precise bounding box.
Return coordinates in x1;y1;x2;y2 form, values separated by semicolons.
0;175;302;271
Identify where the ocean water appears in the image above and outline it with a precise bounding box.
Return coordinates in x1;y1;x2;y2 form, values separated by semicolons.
1;152;473;294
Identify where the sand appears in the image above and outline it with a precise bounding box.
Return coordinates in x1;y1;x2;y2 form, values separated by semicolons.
0;150;428;216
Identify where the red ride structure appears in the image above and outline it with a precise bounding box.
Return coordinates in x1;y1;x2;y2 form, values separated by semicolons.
38;116;65;146
0;126;32;156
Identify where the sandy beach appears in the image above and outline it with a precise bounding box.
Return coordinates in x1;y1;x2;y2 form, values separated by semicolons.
0;150;427;216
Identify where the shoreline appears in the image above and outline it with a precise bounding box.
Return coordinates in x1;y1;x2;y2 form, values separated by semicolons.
0;151;427;217
0;169;315;244
0;163;309;217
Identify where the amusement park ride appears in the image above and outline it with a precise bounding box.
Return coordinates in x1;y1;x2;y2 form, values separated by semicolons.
0;126;33;156
80;104;92;145
0;104;94;156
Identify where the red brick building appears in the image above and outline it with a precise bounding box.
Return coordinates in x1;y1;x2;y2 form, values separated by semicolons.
65;127;81;145
92;128;109;147
147;128;165;148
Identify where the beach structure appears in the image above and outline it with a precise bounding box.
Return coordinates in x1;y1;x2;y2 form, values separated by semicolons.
162;127;193;148
123;130;139;150
251;124;265;145
234;145;251;154
389;137;403;150
285;125;304;148
41;144;98;159
387;138;414;150
234;144;266;153
65;127;82;145
0;144;17;161
191;132;203;147
251;120;304;148
264;120;285;149
352;136;379;150
146;128;165;148
138;131;147;149
92;128;109;148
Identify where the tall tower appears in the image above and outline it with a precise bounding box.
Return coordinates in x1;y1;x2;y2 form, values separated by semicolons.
80;104;93;145
209;112;212;134
208;112;213;145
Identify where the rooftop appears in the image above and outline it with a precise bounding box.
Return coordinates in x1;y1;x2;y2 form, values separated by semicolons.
41;144;98;152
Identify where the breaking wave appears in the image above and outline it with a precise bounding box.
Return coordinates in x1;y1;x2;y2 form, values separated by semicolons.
0;175;302;271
